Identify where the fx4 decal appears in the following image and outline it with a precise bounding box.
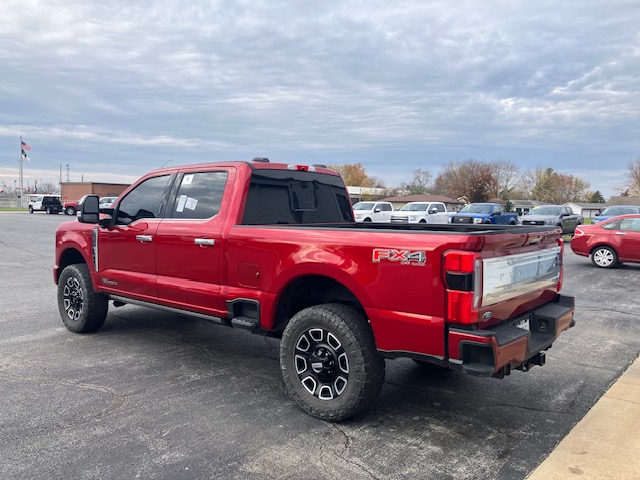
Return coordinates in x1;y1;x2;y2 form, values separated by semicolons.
372;248;426;266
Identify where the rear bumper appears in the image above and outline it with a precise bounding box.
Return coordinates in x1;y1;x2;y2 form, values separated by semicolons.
447;294;575;377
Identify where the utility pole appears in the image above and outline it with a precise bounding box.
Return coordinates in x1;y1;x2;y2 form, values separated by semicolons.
66;164;70;182
19;136;24;207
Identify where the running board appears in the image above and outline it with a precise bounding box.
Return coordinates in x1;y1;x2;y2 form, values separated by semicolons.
108;295;228;325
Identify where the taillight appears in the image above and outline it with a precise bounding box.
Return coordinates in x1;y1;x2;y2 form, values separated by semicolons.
574;227;584;237
444;251;481;324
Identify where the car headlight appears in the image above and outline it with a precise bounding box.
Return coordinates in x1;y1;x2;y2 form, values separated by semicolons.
409;215;417;221
473;217;483;224
545;219;555;225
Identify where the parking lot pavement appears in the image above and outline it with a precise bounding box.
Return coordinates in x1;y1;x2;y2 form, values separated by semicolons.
1;213;639;480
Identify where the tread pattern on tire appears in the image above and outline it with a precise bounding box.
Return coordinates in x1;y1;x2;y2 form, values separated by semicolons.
57;263;108;333
280;303;385;421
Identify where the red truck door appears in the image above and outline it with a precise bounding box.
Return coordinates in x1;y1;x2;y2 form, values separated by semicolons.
97;174;173;301
154;170;231;317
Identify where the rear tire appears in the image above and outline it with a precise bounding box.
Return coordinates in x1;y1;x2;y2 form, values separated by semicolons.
280;303;385;421
591;246;618;269
65;207;76;215
57;264;108;332
45;207;52;214
29;206;33;214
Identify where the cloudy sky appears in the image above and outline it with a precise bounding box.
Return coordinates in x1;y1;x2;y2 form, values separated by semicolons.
1;0;639;197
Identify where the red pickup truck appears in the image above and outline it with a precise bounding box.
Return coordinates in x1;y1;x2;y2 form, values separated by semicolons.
54;159;575;420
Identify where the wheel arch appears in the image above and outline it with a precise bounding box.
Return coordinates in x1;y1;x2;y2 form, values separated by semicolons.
272;274;368;335
589;243;617;257
55;247;90;284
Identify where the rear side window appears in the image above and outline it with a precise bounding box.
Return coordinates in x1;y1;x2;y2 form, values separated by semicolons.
380;203;392;211
242;170;353;224
170;171;228;219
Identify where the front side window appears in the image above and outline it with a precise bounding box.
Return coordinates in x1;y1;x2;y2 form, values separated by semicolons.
380;203;392;211
117;175;171;224
171;171;228;219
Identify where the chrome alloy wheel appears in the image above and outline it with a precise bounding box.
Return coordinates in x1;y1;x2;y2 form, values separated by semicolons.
63;276;84;321
593;247;615;267
294;328;349;401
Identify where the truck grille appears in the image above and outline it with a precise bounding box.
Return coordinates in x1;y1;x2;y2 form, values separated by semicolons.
522;220;544;226
452;216;473;224
390;216;409;223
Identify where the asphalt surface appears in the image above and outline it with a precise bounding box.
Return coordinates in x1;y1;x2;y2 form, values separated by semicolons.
1;213;638;480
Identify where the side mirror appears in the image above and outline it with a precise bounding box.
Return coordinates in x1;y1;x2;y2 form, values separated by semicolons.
77;195;99;224
374;208;381;213
430;208;438;214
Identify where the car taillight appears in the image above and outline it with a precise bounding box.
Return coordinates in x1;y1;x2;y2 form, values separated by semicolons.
444;251;481;324
574;227;585;237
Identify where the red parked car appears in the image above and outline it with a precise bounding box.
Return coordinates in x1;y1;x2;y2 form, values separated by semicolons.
571;214;640;268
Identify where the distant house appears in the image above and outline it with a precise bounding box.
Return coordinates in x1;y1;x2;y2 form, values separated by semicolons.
509;200;548;216
379;194;464;212
607;195;640;206
60;182;130;203
347;186;388;203
564;202;608;219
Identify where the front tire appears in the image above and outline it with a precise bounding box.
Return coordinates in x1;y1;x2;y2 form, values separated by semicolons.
57;264;108;332
65;206;76;215
280;304;385;421
29;206;33;214
591;246;618;269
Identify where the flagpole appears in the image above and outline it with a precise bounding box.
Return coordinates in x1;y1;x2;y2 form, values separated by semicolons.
19;136;24;207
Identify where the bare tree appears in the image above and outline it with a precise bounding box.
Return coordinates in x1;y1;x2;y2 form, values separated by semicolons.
627;158;640;196
487;160;523;199
400;168;432;194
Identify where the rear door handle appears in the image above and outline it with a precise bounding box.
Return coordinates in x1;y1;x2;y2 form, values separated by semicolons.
614;232;627;235
195;238;215;246
136;235;153;243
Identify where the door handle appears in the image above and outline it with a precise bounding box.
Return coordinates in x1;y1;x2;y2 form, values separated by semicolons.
195;238;215;246
614;232;627;235
136;235;153;243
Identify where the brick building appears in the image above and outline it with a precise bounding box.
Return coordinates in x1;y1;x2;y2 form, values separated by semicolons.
60;182;130;203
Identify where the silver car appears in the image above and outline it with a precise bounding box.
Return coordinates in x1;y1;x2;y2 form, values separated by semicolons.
520;205;582;235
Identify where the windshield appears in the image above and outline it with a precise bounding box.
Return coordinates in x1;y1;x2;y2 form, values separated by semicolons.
528;206;562;216
601;206;640;216
352;202;375;211
399;203;428;212
459;204;492;214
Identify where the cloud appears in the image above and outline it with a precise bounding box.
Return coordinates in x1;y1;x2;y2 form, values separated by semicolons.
0;1;638;197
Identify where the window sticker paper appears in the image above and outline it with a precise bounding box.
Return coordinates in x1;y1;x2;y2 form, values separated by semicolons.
185;197;198;211
176;195;187;212
182;175;194;185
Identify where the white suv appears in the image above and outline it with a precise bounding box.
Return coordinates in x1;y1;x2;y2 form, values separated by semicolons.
389;202;448;224
352;201;394;222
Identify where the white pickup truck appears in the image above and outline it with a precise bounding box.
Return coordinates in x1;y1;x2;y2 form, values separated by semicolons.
389;201;449;224
352;201;394;222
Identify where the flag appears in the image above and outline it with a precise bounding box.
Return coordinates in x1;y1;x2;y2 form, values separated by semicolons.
21;149;30;161
21;141;32;151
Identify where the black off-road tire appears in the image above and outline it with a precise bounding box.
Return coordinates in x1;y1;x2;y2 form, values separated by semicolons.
28;205;33;214
45;207;51;214
591;246;618;269
280;303;385;421
57;264;108;333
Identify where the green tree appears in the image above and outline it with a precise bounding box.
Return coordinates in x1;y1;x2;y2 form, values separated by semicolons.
586;190;606;203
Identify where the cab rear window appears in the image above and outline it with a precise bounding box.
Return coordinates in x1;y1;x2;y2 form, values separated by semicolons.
242;170;353;224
